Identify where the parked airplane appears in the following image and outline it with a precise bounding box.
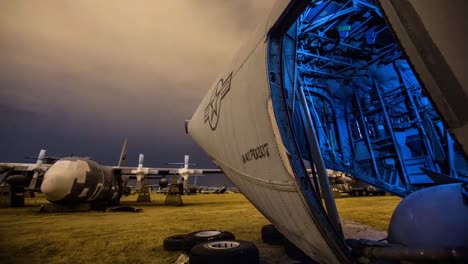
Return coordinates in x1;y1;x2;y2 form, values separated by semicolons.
0;140;221;206
130;154;221;195
166;154;221;193
187;0;468;263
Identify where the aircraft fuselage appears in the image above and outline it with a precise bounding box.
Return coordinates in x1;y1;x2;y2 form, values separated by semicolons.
40;157;120;204
187;0;468;263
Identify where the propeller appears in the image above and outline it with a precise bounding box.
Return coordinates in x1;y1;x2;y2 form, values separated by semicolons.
174;155;205;193
167;154;197;167
131;154;148;191
28;149;46;189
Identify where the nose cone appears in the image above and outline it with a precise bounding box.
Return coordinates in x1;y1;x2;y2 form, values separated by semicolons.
41;160;81;202
41;175;70;202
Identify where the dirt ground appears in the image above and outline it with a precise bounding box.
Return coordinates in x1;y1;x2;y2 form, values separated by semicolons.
257;219;387;264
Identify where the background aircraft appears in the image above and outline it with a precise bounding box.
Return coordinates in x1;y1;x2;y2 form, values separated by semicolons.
187;0;468;263
126;153;222;198
0;140;221;207
166;154;221;193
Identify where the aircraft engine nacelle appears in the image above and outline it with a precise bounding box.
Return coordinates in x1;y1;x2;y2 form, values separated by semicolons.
123;186;132;196
5;175;29;187
159;178;168;188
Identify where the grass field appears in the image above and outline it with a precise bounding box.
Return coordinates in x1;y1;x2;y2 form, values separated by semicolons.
0;193;400;264
335;195;401;231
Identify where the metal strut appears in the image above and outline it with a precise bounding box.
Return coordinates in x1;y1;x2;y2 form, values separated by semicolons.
297;84;343;235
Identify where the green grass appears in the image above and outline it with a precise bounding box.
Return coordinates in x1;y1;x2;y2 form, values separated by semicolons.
0;193;269;264
335;195;401;231
0;193;401;263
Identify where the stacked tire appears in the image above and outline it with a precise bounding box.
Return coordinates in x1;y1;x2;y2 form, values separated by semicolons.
283;238;317;263
261;224;284;245
163;230;259;264
190;240;259;264
260;224;317;263
182;230;235;252
163;234;186;251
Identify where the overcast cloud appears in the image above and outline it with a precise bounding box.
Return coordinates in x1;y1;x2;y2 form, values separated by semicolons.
0;0;274;176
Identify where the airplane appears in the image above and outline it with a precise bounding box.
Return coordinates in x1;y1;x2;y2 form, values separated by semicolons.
186;0;468;263
166;154;222;194
0;141;162;206
0;140;221;207
128;154;222;195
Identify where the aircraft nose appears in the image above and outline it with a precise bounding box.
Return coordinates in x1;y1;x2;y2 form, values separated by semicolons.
41;162;77;202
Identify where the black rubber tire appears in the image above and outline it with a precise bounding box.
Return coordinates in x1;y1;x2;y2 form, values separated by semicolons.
283;238;317;263
163;234;186;251
261;224;284;245
189;240;259;264
183;230;235;252
107;197;120;206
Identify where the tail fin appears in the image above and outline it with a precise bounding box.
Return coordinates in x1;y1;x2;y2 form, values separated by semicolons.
118;138;127;167
184;155;189;170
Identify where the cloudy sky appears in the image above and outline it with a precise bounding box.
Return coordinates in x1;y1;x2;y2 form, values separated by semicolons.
0;0;275;183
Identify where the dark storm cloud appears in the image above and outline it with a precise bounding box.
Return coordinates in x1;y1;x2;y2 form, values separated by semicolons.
0;0;275;175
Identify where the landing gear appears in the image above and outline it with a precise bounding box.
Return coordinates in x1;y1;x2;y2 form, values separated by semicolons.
108;197;120;206
10;186;25;207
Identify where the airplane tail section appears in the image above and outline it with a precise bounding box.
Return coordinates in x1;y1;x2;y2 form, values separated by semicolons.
184;155;189;170
117;138;127;167
28;149;46;190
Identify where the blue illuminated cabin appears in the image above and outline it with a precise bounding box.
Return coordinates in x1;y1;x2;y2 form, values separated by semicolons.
269;0;468;197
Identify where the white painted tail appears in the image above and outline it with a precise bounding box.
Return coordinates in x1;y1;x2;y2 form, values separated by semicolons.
184;155;189;170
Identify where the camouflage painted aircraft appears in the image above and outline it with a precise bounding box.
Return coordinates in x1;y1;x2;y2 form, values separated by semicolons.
187;0;468;263
0;140;221;206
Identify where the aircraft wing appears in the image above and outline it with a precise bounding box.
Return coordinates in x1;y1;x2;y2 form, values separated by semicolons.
0;162;51;172
112;166;165;178
163;168;223;175
191;169;222;174
111;167;222;177
0;162;51;189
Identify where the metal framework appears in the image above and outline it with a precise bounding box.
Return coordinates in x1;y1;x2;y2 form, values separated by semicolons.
283;0;468;196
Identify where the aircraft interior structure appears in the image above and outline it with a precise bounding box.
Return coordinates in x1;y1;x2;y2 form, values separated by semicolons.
270;0;468;197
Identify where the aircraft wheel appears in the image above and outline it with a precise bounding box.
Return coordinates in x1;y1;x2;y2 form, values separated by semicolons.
189;240;259;264
163;234;186;251
283;238;318;263
108;197;120;206
261;224;284;245
183;230;235;252
353;190;360;196
361;190;367;196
